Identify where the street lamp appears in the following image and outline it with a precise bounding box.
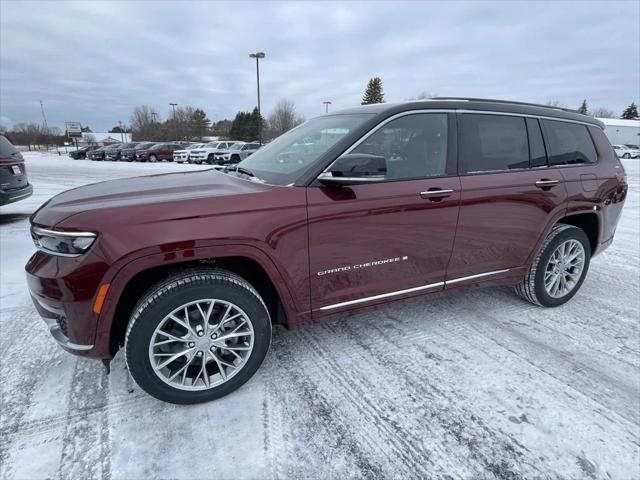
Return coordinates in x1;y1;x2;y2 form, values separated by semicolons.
169;103;178;141
249;52;265;144
323;101;332;114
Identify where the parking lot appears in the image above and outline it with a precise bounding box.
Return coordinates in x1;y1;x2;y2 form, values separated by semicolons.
1;152;638;479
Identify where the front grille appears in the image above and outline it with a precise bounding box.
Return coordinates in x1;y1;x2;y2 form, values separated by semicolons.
56;315;68;336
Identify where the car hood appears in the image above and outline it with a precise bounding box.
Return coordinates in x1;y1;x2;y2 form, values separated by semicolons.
31;169;273;227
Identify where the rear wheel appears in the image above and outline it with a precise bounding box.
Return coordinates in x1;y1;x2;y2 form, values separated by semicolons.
514;224;590;307
125;268;271;404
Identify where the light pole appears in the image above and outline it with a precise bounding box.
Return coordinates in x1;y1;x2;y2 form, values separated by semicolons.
323;101;332;114
169;103;178;141
249;52;265;144
118;120;124;143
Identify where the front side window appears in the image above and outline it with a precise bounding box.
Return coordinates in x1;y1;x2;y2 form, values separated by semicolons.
238;114;372;185
542;120;597;165
459;114;529;173
351;113;448;180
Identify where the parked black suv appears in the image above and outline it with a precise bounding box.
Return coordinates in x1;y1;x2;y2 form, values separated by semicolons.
120;142;156;162
105;143;141;161
0;136;33;206
69;145;100;160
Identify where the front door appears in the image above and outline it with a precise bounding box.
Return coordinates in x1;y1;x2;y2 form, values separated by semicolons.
307;112;460;313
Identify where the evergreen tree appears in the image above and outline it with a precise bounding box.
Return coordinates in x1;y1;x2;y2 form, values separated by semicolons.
577;99;588;115
361;77;385;105
621;102;639;120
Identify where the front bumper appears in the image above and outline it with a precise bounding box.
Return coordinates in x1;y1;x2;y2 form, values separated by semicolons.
0;183;33;206
26;248;111;357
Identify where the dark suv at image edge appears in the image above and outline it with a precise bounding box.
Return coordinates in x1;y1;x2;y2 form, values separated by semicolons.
25;99;628;404
0;135;32;205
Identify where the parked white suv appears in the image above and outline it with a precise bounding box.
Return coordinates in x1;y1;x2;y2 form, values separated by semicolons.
189;141;238;164
214;142;261;164
174;143;206;163
613;144;640;159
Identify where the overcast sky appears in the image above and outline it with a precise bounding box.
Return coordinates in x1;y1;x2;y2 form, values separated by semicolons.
1;0;638;132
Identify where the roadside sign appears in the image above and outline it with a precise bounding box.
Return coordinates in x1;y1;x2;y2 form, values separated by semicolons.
65;122;82;138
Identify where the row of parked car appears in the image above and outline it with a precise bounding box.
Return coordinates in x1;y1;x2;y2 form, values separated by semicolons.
613;144;640;159
69;140;261;165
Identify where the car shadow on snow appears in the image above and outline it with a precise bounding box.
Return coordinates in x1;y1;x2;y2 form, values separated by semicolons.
0;213;31;225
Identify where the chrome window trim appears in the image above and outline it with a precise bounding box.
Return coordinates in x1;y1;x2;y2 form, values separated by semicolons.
456;110;599;128
319;269;511;311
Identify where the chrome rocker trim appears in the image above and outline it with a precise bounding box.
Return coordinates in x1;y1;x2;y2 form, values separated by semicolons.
319;269;510;311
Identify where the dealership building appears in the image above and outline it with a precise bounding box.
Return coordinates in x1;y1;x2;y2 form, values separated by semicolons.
598;118;640;146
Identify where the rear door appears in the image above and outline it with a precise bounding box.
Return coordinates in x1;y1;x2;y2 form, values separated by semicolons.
446;113;567;284
307;112;460;313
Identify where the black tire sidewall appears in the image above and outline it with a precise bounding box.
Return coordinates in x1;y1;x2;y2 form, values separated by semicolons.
533;227;591;307
126;278;271;404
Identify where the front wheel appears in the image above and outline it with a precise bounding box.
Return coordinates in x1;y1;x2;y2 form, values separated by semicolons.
514;224;591;307
623;153;631;159
231;155;240;164
149;154;157;163
125;268;272;404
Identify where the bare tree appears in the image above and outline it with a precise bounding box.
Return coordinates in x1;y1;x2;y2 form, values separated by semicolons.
545;99;567;108
267;98;305;139
130;105;159;140
591;107;616;118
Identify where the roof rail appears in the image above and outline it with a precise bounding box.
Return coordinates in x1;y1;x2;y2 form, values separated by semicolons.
430;97;582;115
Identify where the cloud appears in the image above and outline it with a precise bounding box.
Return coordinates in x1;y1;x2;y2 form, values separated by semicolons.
1;0;638;130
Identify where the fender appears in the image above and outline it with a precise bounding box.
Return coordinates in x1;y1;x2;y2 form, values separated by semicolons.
91;243;310;358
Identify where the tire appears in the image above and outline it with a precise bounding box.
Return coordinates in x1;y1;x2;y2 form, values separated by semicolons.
149;154;157;163
207;154;215;165
125;268;271;404
514;224;591;307
231;155;240;164
622;153;630;159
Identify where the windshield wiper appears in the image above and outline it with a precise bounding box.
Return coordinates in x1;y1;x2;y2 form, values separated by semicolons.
224;165;255;178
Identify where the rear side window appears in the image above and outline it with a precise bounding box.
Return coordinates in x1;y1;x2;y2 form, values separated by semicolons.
541;120;597;165
459;114;529;173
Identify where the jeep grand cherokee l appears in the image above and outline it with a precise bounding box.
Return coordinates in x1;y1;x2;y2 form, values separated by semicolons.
0;135;32;206
135;143;182;162
120;142;156;162
26;99;628;404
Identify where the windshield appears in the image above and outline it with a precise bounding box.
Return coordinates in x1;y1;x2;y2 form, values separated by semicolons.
188;144;203;149
137;143;155;149
237;114;372;185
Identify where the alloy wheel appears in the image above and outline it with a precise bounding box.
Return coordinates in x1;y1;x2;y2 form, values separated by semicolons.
148;299;255;391
544;239;585;298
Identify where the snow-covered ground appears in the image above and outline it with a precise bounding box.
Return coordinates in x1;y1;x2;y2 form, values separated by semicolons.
1;153;639;480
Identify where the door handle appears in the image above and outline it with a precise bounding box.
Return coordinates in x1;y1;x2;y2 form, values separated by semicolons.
535;179;559;189
419;188;454;199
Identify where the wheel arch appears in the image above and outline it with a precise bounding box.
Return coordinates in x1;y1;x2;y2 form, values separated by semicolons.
103;251;294;357
556;211;600;255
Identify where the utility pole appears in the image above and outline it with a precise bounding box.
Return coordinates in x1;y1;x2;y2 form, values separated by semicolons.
39;100;51;151
249;52;265;144
118;120;124;143
323;101;332;113
169;103;178;141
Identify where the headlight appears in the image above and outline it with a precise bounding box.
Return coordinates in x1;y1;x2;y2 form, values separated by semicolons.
31;227;97;256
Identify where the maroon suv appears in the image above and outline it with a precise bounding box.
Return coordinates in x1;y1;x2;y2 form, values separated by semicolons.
26;99;628;404
135;143;182;162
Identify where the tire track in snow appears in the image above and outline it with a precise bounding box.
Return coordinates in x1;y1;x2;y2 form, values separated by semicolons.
56;358;111;480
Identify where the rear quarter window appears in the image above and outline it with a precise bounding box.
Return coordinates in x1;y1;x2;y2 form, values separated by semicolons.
541;120;597;165
459;114;529;173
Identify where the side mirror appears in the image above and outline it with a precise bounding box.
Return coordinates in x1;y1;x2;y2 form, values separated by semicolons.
318;153;387;186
